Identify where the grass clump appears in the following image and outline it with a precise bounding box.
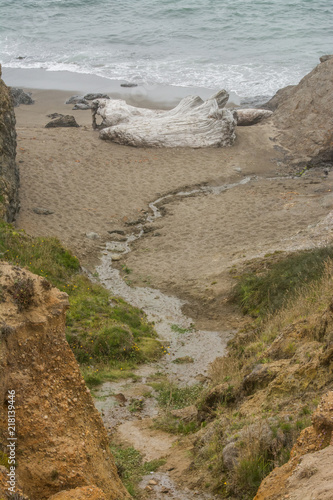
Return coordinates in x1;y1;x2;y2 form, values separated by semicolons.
0;222;162;385
231;247;333;318
9;277;35;311
110;444;165;498
151;381;202;410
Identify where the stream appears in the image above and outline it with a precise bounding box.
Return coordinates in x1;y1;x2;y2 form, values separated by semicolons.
92;177;253;499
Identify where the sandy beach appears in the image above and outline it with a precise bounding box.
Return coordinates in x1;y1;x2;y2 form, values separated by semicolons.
13;85;333;328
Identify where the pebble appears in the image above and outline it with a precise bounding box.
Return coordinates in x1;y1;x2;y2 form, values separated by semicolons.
33;207;54;215
111;254;121;261
85;232;100;240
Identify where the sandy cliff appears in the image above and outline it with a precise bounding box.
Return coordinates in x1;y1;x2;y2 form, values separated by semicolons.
0;64;20;222
0;263;130;500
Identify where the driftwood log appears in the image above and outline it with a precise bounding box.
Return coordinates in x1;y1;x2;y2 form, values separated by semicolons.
91;90;236;148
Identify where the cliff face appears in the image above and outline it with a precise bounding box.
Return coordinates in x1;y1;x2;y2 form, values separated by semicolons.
272;57;333;165
0;263;130;500
0;65;20;221
254;391;333;500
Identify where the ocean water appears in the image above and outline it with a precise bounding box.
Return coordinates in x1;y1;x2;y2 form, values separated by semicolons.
0;0;332;99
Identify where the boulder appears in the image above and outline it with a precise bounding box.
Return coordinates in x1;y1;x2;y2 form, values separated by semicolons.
45;115;79;128
92;90;235;148
234;108;273;126
272;57;333;164
10;87;34;107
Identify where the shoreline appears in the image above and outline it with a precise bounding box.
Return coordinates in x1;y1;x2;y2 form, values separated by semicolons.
3;66;242;110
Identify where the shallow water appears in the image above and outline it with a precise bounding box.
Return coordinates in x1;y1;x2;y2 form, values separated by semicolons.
1;0;332;99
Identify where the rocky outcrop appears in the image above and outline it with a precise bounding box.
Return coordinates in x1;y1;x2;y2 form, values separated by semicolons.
254;392;333;500
272;57;333;164
0;65;20;222
92;90;236;148
0;263;130;500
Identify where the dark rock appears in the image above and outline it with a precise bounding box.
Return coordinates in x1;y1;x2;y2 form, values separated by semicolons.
120;83;138;88
10;87;34;107
320;54;333;63
108;229;125;235
45;115;79;128
16;56;26;60
72;103;91;110
65;95;86;105
84;93;110;100
32;207;54;215
261;85;295;111
47;113;64;119
0;66;20;222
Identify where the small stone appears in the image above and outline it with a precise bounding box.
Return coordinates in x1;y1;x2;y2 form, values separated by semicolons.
120;83;138;88
47;113;64;119
108;229;126;235
148;479;157;485
33;207;54;215
111;254;121;261
86;232;100;240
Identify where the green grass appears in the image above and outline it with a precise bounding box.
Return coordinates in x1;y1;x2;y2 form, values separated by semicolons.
171;324;194;334
151;381;202;410
0;222;162;385
154;413;202;435
231;247;333;318
110;444;165;498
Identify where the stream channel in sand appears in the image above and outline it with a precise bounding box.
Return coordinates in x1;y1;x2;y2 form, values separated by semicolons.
91;177;253;499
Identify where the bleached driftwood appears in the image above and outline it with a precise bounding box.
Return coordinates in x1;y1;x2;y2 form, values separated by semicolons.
91;90;236;148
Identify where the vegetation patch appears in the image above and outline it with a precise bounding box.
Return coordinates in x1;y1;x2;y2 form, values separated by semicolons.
230;247;333;318
0;222;162;385
191;255;333;498
110;444;165;498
